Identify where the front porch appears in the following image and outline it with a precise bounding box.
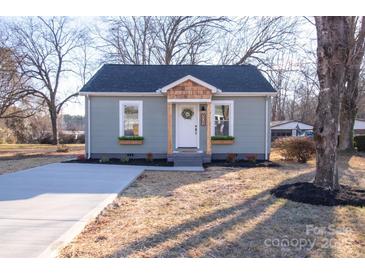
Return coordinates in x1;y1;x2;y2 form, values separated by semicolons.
163;76;216;166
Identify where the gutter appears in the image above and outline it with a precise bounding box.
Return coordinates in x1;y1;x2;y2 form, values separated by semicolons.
87;95;91;159
264;96;269;160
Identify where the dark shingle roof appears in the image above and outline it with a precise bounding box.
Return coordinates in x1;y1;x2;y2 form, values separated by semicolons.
80;64;276;93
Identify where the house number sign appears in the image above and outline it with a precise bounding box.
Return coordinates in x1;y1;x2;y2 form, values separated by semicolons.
200;112;207;126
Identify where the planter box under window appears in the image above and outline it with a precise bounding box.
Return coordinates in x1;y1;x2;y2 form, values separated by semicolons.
118;137;144;145
118;139;143;145
211;139;234;145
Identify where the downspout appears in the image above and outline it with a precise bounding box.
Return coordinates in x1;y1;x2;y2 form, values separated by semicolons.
265;96;269;160
87;95;91;159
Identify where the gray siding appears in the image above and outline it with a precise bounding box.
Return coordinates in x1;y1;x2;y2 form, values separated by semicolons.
211;96;267;154
89;96;167;154
87;95;270;157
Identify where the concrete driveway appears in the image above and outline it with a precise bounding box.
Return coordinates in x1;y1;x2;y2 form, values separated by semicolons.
0;163;144;258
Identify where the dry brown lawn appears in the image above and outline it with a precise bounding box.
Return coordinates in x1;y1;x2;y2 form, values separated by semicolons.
59;150;365;258
0;144;84;174
0;144;84;158
0;156;76;175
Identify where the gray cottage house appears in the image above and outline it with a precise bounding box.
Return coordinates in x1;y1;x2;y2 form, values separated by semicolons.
80;65;276;166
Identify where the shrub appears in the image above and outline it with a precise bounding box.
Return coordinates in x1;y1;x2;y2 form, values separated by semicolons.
59;133;76;144
226;153;237;163
354;135;365;152
76;134;85;144
38;133;53;144
273;136;315;163
146;152;153;162
246;154;257;163
99;156;110;163
56;144;69;153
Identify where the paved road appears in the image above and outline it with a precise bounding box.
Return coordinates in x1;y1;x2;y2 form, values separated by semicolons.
0;163;144;257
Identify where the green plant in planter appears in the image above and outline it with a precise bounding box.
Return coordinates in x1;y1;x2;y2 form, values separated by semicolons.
118;136;144;141
211;136;235;140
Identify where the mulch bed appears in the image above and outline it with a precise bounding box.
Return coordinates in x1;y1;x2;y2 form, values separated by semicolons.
64;158;174;167
204;160;280;168
271;182;365;207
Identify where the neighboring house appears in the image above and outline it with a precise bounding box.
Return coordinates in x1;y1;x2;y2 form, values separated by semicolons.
354;119;365;136
271;120;313;141
80;65;276;166
337;119;365;136
271;119;365;142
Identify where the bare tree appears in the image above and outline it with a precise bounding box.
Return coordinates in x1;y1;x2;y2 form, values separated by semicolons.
268;47;319;124
339;17;365;151
99;16;227;65
216;17;299;66
313;16;350;191
0;24;36;119
153;16;227;65
98;17;156;64
358;70;365;119
7;17;88;144
0;47;33;118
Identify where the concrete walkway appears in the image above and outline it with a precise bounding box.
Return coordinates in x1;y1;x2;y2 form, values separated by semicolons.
0;162;204;258
0;163;145;258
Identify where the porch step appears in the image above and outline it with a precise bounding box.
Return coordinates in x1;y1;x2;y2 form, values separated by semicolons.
172;152;204;167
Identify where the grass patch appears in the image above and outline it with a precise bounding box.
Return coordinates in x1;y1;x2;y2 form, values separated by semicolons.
0;144;82;149
0;144;84;159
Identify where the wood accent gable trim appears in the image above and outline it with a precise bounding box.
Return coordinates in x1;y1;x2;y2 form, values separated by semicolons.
206;102;212;155
167;102;173;155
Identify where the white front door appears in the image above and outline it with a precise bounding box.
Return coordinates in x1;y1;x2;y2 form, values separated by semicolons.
176;104;199;148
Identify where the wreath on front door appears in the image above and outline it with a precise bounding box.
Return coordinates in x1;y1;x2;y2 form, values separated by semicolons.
181;108;194;119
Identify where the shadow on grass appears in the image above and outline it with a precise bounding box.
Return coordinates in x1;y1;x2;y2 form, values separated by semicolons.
113;169;342;257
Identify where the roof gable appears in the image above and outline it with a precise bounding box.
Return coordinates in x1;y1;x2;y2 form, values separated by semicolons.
160;75;220;93
80;64;276;93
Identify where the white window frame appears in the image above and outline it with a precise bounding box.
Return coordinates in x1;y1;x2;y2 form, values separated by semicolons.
119;100;143;137
211;100;234;136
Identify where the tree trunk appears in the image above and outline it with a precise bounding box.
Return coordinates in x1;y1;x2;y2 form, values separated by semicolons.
339;17;365;151
49;106;59;145
313;17;350;191
339;75;358;151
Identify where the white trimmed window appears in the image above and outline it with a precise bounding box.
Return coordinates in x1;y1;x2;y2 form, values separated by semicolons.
211;100;234;136
119;101;143;136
